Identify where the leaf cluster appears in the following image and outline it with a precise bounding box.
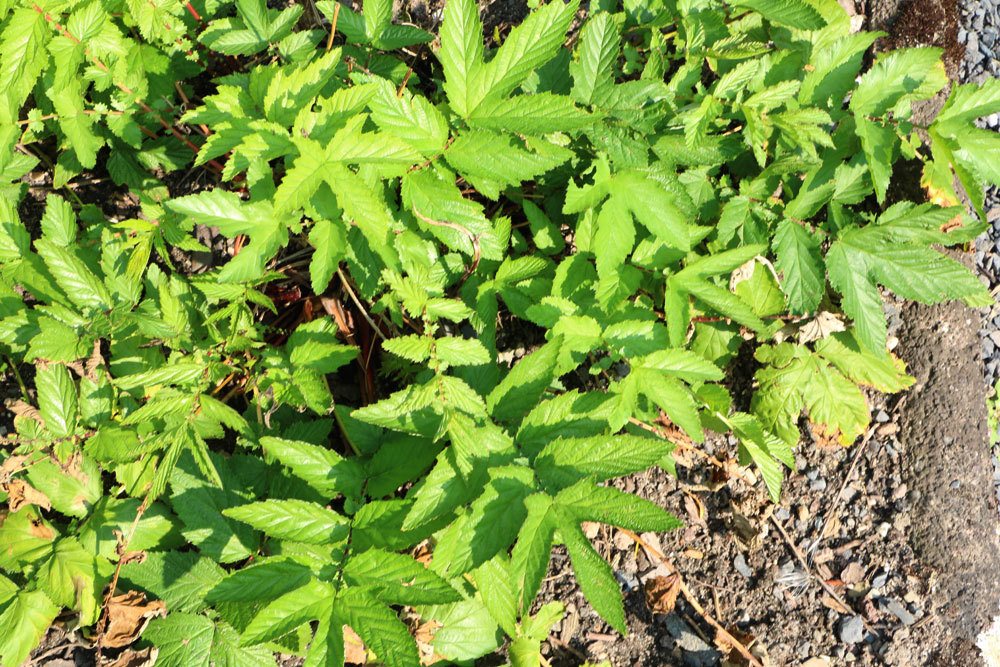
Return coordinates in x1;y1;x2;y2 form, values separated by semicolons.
1;0;999;664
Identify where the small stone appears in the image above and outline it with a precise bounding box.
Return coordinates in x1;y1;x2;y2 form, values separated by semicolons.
776;507;791;521
879;598;916;626
663;614;722;667
838;616;865;644
950;479;961;490
872;572;889;589
875;409;890;423
734;552;753;579
877;522;891;538
810;478;828;492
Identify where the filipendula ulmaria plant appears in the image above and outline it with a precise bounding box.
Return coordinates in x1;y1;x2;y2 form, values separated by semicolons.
2;0;1000;664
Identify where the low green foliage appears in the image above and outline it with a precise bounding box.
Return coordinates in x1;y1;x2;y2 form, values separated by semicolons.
1;0;998;664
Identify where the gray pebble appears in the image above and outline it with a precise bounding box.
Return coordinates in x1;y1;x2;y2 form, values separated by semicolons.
734;552;753;579
879;598;917;626
838;616;865;644
872;572;889;589
810;478;828;492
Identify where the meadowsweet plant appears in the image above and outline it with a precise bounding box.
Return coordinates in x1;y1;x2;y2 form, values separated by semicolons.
1;0;999;663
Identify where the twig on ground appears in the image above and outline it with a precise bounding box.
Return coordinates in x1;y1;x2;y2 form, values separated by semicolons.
336;269;388;343
619;528;763;667
808;424;876;553
769;515;875;633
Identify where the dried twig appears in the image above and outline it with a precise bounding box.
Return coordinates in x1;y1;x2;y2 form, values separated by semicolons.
336;269;388;343
619;528;763;667
808;423;878;554
94;499;149;662
769;515;875;633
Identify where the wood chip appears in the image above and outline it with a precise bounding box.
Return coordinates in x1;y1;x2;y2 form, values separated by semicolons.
821;593;852;615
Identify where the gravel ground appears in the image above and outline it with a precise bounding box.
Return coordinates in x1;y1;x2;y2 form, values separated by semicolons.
959;0;1000;507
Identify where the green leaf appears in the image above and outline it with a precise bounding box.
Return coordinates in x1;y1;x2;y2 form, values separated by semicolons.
555;480;682;532
0;590;59;667
571;12;619;106
435;336;491;366
344;548;461;605
437;0;484;117
167;190;255;234
733;0;825;30
560;514;626;634
338;587;421;667
638;370;704;442
35;363;77;437
536;434;672;488
475;0;580;109
850;48;946;117
36;537;104;625
206;558;313;604
242;578;332;645
35;239;112;310
487;339;562;425
510;493;555;612
121;551;225;614
469;93;592;134
261;436;365;498
773;218;824;314
370;79;449;154
224;499;349;544
825;240;887;352
612;174;690;251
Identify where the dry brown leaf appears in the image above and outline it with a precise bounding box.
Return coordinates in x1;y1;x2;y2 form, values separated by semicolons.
414;620;445;666
797;311;845;344
65;360;87;378
102;591;167;649
120;550;147;566
0;454;29;482
344;625;367;665
412;541;433;566
643;574;681;614
683;492;708;530
102;646;158;667
6;400;43;425
820;593;852;615
85;340;105;380
715;626;757;665
5;478;52;512
28;515;55;540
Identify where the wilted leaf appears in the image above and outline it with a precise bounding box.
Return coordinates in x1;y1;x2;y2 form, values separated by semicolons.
5;478;52;512
643;573;680;614
102;591;167;649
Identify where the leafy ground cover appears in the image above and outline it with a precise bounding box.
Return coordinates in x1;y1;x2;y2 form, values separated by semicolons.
2;0;1000;665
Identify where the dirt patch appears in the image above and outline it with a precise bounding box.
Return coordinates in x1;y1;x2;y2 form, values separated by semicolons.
868;0;964;77
895;289;1000;655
